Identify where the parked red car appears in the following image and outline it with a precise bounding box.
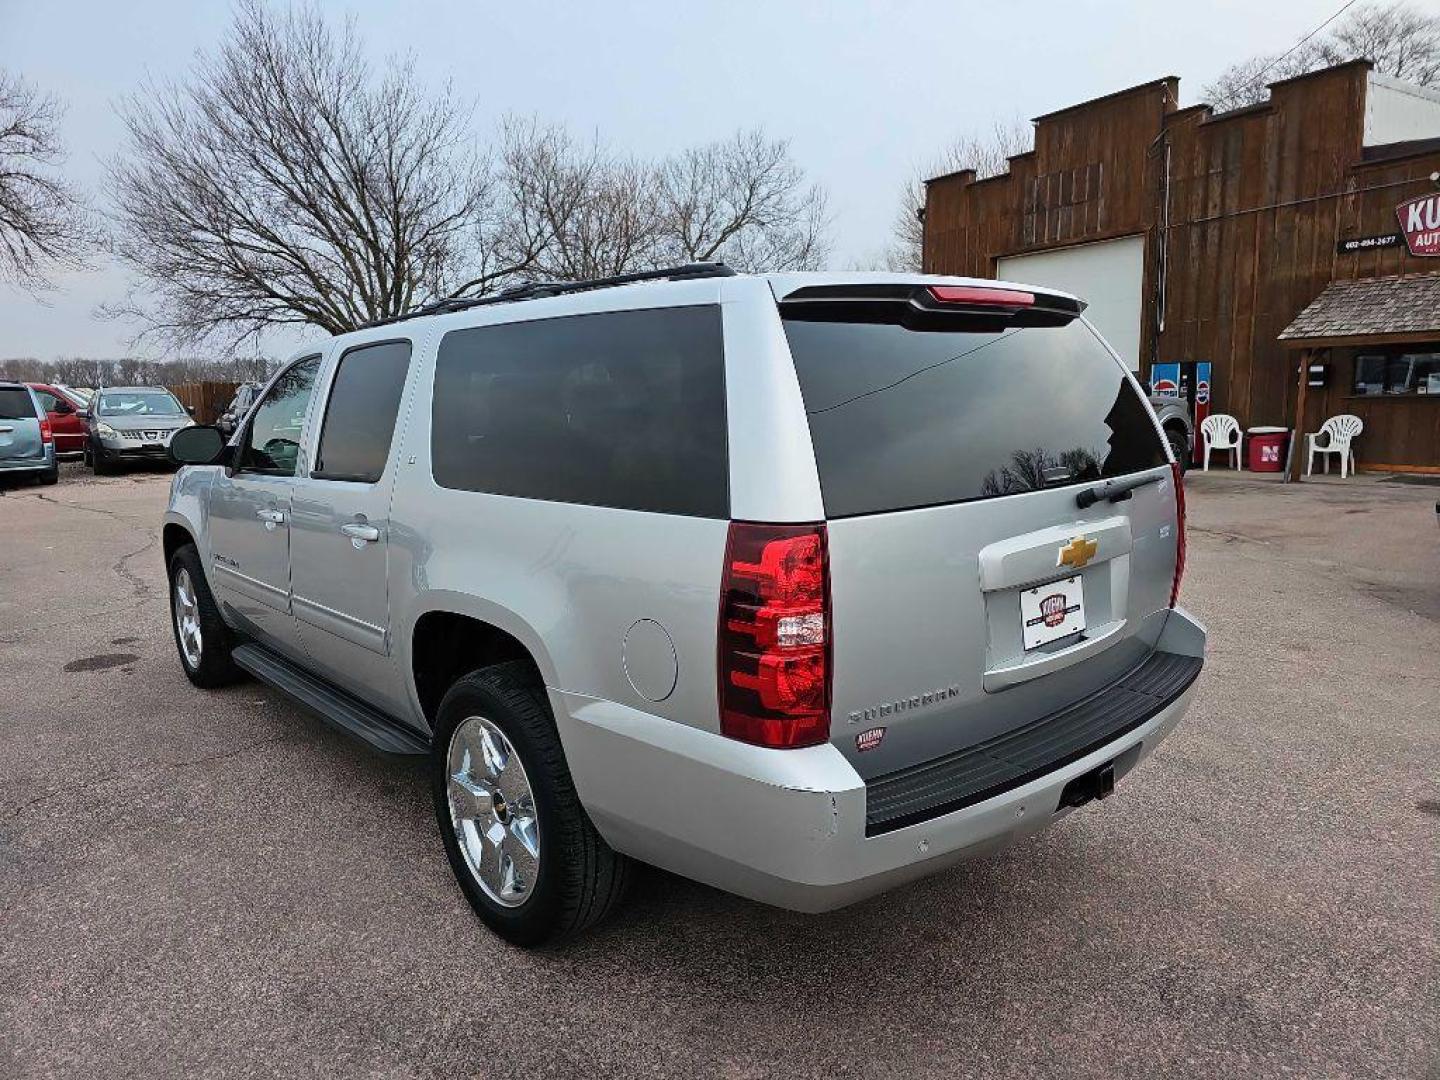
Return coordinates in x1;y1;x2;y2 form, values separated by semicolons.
26;384;90;456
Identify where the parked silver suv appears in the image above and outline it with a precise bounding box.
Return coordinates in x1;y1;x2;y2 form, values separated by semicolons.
164;265;1206;945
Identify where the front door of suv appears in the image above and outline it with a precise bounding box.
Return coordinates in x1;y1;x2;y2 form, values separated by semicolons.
207;355;321;659
288;339;414;718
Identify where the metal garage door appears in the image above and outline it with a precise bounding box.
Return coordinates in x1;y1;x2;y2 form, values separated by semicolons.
998;235;1145;370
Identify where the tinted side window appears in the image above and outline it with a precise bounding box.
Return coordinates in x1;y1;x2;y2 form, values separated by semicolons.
242;357;320;476
432;305;727;517
34;390;61;413
0;388;36;420
314;340;412;482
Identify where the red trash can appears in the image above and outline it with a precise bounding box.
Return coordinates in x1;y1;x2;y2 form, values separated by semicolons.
1246;426;1290;472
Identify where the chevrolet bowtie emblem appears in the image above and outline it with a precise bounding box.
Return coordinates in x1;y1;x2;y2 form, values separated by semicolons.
1058;536;1098;569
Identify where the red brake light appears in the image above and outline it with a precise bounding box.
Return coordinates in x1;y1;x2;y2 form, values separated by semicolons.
928;285;1035;307
38;416;53;445
718;522;831;749
1170;462;1186;607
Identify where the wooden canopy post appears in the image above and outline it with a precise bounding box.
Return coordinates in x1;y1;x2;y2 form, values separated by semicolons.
1287;347;1311;482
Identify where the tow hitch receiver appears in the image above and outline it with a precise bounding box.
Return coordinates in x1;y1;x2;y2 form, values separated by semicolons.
1059;761;1117;810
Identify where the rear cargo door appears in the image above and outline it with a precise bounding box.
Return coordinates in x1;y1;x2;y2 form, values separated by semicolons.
0;388;45;464
778;284;1180;780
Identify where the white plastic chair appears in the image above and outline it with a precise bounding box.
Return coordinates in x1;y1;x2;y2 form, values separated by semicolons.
1200;414;1241;471
1306;414;1363;478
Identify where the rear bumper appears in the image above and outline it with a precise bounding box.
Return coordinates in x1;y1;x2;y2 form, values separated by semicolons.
555;607;1206;913
0;451;56;474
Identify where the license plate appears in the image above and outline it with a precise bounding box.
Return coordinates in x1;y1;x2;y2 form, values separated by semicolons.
1021;576;1086;650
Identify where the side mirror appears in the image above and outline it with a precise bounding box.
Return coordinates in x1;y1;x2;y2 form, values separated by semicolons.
185;404;196;415
169;425;229;466
53;400;75;415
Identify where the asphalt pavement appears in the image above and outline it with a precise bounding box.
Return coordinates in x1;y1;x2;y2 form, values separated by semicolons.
1;462;1436;1079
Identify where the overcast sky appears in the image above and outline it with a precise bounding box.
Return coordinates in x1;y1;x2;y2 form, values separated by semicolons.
2;0;1354;360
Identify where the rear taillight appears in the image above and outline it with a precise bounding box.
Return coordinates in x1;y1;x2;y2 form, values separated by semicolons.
928;284;1035;307
718;522;831;749
38;417;53;445
1170;462;1186;607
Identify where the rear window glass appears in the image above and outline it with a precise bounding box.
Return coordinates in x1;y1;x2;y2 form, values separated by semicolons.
431;305;728;517
782;314;1166;517
0;388;36;420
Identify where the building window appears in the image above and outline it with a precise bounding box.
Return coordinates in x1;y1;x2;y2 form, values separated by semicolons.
1353;349;1440;396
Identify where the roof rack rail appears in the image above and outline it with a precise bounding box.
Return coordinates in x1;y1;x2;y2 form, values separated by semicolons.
357;261;736;331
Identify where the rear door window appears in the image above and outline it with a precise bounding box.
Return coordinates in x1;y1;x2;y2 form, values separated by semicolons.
781;312;1166;517
0;389;37;420
313;340;413;482
431;305;728;517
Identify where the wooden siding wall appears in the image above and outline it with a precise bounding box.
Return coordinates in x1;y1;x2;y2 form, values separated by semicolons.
923;62;1440;468
1159;64;1439;438
167;381;239;424
1307;356;1440;470
924;79;1172;274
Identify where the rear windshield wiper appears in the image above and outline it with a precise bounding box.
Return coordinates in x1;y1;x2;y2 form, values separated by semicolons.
1075;472;1166;509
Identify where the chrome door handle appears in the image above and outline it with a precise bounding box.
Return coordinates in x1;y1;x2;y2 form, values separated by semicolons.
0;426;13;433
256;509;287;524
340;523;380;543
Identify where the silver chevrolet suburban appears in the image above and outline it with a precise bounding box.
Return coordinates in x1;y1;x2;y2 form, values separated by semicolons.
164;265;1206;945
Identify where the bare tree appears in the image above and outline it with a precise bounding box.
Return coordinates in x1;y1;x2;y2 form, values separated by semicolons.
1203;2;1439;112
0;72;92;290
483;121;665;282
108;3;831;348
654;129;829;271
888;119;1032;272
0;353;280;384
106;0;503;348
487;124;830;280
1201;43;1331;112
369;114;829;290
1331;1;1440;85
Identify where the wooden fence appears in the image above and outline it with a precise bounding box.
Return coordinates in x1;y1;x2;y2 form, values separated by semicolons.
166;381;240;424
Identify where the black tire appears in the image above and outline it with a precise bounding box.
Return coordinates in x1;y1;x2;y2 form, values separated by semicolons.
1166;426;1190;474
167;543;241;688
38;466;58;486
92;443;116;475
432;662;630;946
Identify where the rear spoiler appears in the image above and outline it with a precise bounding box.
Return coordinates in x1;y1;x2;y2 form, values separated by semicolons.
778;283;1084;330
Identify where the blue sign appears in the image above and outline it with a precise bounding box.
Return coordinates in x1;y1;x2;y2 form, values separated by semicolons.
1149;363;1180;397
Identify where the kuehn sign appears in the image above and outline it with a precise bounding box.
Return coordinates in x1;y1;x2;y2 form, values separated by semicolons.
1397;193;1440;257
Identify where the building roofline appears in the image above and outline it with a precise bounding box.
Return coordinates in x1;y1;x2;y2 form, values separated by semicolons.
1368;71;1440;105
1360;136;1440;163
1031;76;1178;122
1165;103;1212;122
1199;100;1273;126
967;171;1015;191
923;167;977;187
1266;56;1371;92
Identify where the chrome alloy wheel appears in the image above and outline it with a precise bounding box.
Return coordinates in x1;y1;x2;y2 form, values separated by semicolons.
173;567;203;669
446;716;540;908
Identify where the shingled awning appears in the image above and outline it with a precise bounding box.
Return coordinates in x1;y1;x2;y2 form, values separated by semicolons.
1279;272;1440;347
